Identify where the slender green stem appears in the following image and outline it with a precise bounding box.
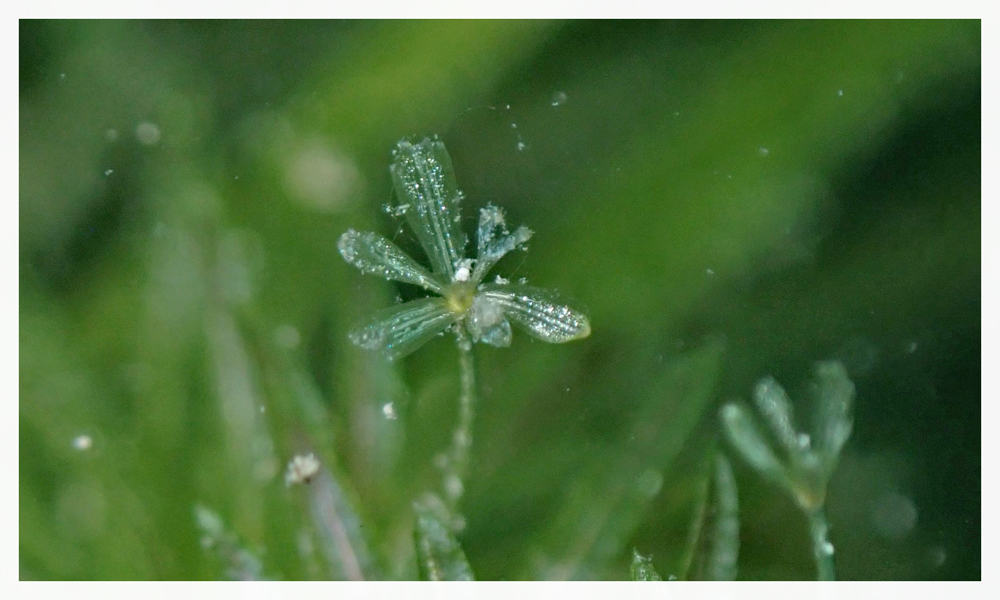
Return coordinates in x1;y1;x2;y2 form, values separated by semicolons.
442;333;476;521
807;506;836;581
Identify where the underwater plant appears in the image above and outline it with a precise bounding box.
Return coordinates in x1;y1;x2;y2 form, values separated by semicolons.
337;137;591;532
720;361;855;580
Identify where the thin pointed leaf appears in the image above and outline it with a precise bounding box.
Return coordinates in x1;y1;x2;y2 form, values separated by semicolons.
472;204;532;281
338;229;443;292
810;360;854;471
753;376;802;456
720;402;790;487
348;297;456;360
524;340;723;580
194;504;268;580
630;549;663;581
390;138;467;280
706;454;739;581
413;501;475;581
308;470;379;580
479;283;591;343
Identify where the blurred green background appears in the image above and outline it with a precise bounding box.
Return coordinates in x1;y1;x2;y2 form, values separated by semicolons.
19;20;980;580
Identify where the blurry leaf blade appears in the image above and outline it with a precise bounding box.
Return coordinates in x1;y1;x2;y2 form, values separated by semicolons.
308;470;379;580
706;454;739;581
414;500;475;581
720;402;790;488
630;548;663;581
810;360;855;470
753;376;800;455
527;339;724;579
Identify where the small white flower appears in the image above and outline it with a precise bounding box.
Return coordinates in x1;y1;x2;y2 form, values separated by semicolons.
338;137;590;360
284;453;320;487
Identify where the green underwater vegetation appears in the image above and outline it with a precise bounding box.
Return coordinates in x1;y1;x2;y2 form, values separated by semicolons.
19;20;980;580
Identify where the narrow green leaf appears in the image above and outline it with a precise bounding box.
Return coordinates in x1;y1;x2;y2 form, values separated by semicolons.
705;454;739;581
390;138;467;280
753;376;801;456
194;504;268;581
307;470;378;580
810;361;854;472
525;340;724;579
348;297;457;360
720;402;790;488
480;283;591;343
630;548;663;581
413;499;475;581
338;228;443;293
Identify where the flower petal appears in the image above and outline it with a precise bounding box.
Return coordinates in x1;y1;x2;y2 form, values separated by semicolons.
390;138;467;280
338;229;443;293
479;283;591;343
472;204;532;283
348;297;457;360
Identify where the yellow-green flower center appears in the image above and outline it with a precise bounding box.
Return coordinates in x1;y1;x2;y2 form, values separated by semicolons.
445;281;476;316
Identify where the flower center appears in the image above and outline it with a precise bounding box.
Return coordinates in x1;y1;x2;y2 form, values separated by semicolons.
444;282;476;316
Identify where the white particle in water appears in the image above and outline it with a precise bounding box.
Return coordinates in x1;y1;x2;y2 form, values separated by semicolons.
838;89;844;97
516;141;526;152
72;435;92;451
551;91;567;107
382;402;397;420
821;542;835;556
757;146;770;157
104;169;113;176
284;453;320;486
906;341;918;353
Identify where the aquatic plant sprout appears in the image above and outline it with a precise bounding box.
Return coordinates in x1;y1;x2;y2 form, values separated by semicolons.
338;137;590;358
337;136;591;527
720;361;855;581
